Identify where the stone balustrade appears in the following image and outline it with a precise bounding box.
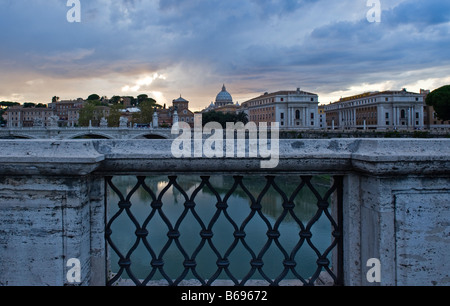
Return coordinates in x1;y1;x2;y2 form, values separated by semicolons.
0;139;449;286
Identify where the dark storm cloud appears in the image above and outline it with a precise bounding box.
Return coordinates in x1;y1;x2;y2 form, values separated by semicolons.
0;0;449;103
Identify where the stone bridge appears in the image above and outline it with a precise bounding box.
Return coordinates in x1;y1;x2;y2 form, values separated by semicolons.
0;127;174;140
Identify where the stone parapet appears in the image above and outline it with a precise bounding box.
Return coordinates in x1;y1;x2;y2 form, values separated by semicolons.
0;139;449;285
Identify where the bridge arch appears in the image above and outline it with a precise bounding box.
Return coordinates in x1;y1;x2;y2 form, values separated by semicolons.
69;132;115;140
4;133;37;140
132;132;170;140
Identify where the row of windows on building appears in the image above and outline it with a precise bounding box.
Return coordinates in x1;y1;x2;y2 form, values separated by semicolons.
279;121;316;127
251;106;276;113
383;111;421;120
333;96;422;110
247;97;316;107
381;121;421;126
279;111;315;120
179;117;195;122
248;99;275;106
250;113;275;121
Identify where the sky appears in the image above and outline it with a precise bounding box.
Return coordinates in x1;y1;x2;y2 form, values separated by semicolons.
0;0;449;111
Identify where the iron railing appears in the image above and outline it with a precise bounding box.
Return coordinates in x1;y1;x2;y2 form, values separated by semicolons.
105;174;343;286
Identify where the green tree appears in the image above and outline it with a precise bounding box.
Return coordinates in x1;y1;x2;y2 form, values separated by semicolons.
87;94;100;101
131;98;157;125
0;101;20;107
107;103;124;127
137;94;149;105
426;85;450;121
0;109;6;125
110;96;122;105
203;111;226;127
202;111;249;128
23;102;36;108
52;96;60;103
78;101;97;127
236;111;249;124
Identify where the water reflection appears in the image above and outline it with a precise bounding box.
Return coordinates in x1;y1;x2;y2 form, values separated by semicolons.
107;175;335;283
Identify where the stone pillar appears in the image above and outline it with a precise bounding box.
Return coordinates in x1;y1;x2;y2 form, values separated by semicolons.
419;105;424;129
348;110;351;127
316;106;320;129
407;107;411;128
0;141;105;286
345;110;348;129
287;108;291;127
341;173;362;286
346;110;349;128
396;107;400;128
292;108;295;127
351;174;450;286
348;139;450;286
303;107;307;128
392;107;396;128
0;175;105;286
378;105;384;129
344;110;347;128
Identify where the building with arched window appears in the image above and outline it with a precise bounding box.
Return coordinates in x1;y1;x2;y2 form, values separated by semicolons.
324;89;425;130
155;96;195;128
240;88;320;129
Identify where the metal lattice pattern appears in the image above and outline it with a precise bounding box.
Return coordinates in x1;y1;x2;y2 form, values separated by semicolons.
105;175;343;286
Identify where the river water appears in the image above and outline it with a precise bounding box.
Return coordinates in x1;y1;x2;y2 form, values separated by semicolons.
107;175;335;282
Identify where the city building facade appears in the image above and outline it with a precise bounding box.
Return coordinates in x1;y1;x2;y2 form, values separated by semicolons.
240;88;320;129
3;87;449;132
325;89;425;130
49;98;85;127
7;106;55;128
318;105;326;129
155;96;195;128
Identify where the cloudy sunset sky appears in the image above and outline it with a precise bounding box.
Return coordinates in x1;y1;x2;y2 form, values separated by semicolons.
1;0;449;111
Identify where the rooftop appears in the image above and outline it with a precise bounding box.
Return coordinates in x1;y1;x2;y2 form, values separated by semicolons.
337;89;422;103
245;88;317;102
173;96;189;103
